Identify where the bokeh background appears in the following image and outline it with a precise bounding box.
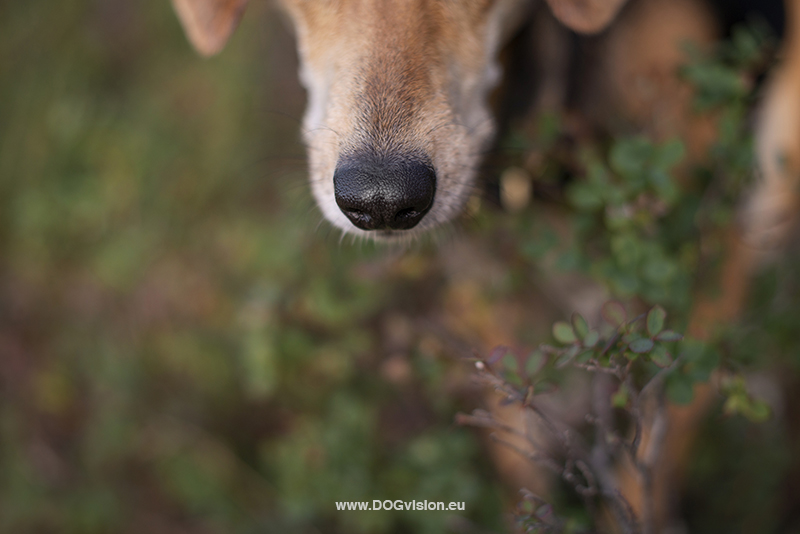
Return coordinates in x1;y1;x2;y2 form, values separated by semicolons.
2;1;800;533
0;2;517;532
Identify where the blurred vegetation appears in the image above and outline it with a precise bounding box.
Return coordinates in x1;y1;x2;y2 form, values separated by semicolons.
0;2;505;533
0;2;799;534
491;22;800;532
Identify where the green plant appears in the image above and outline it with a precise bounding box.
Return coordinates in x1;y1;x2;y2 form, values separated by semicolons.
458;21;786;534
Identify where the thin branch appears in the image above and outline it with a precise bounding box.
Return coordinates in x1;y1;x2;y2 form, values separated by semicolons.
641;355;683;399
455;411;527;438
489;434;564;476
573;361;625;376
589;372;641;534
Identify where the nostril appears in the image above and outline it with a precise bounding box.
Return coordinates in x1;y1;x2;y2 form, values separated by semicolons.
333;153;436;231
395;207;418;220
341;207;375;229
391;207;422;229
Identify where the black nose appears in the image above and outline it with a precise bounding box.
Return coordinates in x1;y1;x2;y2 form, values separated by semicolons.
333;155;436;231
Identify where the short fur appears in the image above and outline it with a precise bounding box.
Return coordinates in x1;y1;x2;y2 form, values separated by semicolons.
171;0;631;239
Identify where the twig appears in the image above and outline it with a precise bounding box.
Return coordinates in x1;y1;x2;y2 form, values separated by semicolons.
455;411;527;438
573;361;625;376
489;434;564;476
590;372;641;534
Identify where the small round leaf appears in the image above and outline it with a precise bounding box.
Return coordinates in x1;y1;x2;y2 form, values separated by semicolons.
602;301;627;327
503;353;518;372
655;330;683;342
553;321;577;344
525;350;545;376
555;345;580;367
572;313;589;340
646;305;666;337
629;338;654;354
583;330;600;348
612;385;629;408
650;344;671;367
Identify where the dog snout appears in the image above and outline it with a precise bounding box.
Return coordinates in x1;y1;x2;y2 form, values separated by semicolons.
333;155;436;231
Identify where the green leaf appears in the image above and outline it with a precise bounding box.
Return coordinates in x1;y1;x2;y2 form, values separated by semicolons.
610;271;640;296
652;173;679;205
610;233;642;267
650;345;671;367
572;313;589;340
555;345;580;368
655;330;683;342
503;353;518;372
654;138;685;170
744;399;771;423
525;350;544;376
721;374;772;422
621;332;638;344
553;322;577;344
629;338;654;354
582;330;600;349
610;137;653;178
602;301;627;327
587;161;610;186
646;306;666;336
643;257;678;284
568;183;604;211
723;391;745;415
612;384;629;408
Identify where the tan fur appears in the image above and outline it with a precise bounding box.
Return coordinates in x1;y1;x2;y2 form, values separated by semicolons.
275;0;532;238
170;0;632;238
172;0;249;56
750;0;800;256
594;0;719;162
544;0;629;34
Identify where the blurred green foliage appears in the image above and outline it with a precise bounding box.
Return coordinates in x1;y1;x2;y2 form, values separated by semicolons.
499;21;800;533
0;1;505;533
1;2;799;534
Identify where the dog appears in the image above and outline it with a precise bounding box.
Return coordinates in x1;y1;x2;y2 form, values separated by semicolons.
170;0;637;240
169;0;799;247
171;0;800;530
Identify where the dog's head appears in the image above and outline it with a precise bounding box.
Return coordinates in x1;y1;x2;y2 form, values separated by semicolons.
172;0;627;239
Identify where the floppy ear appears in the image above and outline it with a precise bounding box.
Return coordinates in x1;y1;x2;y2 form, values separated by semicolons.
171;0;250;56
544;0;629;34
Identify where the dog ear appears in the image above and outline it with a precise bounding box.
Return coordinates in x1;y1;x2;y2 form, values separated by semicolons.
171;0;249;56
544;0;629;34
